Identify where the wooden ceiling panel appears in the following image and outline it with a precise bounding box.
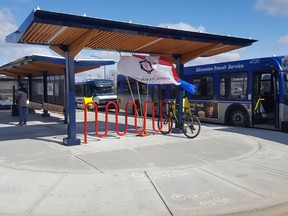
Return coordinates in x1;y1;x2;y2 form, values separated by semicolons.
22;23;61;44
87;31;155;52
52;27;88;45
31;61;65;73
0;71;17;77
10;67;41;76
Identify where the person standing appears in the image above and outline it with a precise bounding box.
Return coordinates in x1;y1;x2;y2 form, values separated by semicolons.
15;83;28;126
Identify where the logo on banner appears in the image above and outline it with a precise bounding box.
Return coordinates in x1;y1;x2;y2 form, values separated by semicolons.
139;60;154;74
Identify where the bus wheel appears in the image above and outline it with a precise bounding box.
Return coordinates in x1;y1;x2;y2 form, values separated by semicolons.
230;110;248;127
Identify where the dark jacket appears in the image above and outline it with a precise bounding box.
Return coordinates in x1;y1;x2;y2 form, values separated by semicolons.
16;89;28;107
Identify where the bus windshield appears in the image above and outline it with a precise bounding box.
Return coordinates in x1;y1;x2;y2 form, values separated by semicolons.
91;86;115;96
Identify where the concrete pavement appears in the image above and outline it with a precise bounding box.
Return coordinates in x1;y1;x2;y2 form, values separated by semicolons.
0;109;288;216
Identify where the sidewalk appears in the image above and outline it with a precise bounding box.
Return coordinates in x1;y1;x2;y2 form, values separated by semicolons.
0;109;288;216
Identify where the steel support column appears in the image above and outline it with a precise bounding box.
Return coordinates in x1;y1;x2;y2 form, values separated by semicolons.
28;74;32;100
63;47;80;145
63;68;67;124
174;55;185;130
42;71;50;117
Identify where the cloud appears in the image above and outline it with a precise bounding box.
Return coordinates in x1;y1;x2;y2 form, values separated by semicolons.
255;0;288;16
0;8;17;39
158;22;205;32
0;8;52;65
278;35;288;45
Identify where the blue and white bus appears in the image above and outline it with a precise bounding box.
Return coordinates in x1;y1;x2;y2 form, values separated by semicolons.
116;56;288;132
183;56;288;132
75;79;117;109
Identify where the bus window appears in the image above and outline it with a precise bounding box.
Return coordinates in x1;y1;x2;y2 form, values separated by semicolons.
192;76;213;99
152;85;159;105
75;85;80;96
171;85;177;99
139;82;148;94
220;72;247;100
261;74;271;95
161;86;165;99
192;78;201;96
124;80;135;93
86;85;94;97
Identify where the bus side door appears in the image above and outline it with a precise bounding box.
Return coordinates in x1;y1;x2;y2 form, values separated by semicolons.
253;72;279;128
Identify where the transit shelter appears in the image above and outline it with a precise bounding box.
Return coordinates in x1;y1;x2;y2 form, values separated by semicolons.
0;54;115;117
5;9;257;145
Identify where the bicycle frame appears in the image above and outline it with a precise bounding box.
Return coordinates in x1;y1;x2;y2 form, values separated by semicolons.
167;102;193;126
158;100;201;138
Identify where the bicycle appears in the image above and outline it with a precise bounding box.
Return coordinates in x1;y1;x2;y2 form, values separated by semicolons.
157;101;201;138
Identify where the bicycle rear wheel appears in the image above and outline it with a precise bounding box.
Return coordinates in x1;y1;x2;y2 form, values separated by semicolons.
183;115;201;138
157;114;173;135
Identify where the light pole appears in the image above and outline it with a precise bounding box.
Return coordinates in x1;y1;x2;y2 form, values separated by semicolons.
110;69;117;83
90;55;107;79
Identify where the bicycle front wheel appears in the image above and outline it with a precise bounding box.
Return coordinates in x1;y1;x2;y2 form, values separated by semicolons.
157;114;173;135
183;115;201;138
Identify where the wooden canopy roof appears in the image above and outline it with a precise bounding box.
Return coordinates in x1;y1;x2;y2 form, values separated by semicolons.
6;9;257;64
0;54;115;78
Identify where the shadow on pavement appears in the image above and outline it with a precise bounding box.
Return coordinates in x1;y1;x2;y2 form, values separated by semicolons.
207;123;287;146
0;109;146;143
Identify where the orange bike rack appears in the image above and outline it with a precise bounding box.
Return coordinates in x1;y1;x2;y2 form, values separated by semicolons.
83;100;170;143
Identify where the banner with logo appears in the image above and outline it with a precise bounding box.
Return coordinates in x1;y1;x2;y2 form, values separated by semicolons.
117;55;196;94
117;55;180;85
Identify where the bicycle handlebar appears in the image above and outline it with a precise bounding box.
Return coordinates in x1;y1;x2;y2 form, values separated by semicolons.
167;101;178;106
165;101;192;114
167;101;190;108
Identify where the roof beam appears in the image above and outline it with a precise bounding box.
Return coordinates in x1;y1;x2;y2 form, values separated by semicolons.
49;29;100;58
49;45;66;57
181;43;223;64
68;29;100;58
133;38;163;52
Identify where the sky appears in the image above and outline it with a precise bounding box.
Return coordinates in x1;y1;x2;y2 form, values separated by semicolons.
1;0;288;81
